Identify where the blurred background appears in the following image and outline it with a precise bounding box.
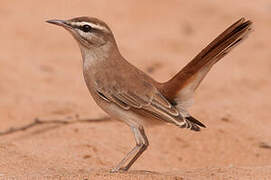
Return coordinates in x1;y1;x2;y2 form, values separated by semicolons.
0;0;271;177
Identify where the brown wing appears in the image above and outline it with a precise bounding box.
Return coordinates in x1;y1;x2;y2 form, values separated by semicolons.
95;80;204;131
159;18;252;107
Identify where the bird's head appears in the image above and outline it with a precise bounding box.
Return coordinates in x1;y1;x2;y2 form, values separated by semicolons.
47;17;116;49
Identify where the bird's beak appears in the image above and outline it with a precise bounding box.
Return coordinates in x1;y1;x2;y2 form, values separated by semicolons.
46;19;72;29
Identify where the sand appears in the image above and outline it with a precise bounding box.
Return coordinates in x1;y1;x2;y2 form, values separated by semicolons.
1;0;271;179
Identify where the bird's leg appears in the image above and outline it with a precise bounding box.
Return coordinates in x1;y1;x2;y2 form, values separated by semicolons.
111;125;149;172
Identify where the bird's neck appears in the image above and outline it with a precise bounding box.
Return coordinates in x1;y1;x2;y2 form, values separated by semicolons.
80;41;120;70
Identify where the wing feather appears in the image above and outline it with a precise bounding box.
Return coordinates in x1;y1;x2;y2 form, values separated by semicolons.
96;84;180;121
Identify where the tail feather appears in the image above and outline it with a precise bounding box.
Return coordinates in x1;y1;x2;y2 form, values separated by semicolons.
155;18;252;132
159;18;253;106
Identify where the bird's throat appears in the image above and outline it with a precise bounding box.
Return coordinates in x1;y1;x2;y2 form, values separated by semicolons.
80;42;115;70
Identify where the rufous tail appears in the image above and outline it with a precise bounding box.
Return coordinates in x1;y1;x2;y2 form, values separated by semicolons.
159;18;252;103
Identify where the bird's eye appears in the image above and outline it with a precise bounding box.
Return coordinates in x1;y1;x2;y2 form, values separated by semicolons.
81;25;92;32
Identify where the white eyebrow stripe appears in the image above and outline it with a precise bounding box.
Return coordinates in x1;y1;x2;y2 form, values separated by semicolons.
70;22;110;32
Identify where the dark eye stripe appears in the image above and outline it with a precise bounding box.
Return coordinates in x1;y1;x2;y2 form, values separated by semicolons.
70;23;104;33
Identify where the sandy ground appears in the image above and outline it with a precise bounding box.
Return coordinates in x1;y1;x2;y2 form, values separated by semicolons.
1;0;271;179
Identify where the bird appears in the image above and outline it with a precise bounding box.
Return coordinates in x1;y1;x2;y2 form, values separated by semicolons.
46;17;252;172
